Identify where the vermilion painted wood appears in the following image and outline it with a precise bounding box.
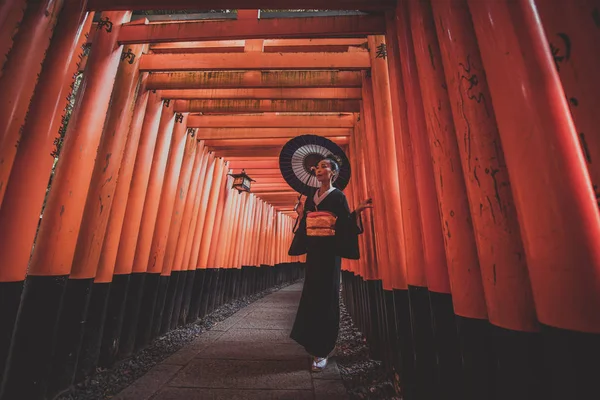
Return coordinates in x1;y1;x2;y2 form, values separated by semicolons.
394;0;450;294
409;0;488;320
367;35;408;291
0;0;26;78
385;12;428;288
147;71;362;90
0;0;64;206
139;52;370;72
431;0;537;332
187;114;355;128
173;99;361;113
28;11;131;277
96;72;151;282
113;93;163;275
131;108;175;274
86;0;396;11
72;44;146;280
0;5;92;282
160;88;362;100
469;0;600;333
118;14;385;44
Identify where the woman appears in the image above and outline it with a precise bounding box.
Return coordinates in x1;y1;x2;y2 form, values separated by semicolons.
289;156;372;372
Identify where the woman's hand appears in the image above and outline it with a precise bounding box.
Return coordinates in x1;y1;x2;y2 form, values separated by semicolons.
295;199;304;217
355;198;373;214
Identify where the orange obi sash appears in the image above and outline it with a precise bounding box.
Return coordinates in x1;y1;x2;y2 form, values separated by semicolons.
306;211;337;237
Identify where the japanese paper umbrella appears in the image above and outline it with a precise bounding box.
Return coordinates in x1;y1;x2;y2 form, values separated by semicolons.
278;134;351;199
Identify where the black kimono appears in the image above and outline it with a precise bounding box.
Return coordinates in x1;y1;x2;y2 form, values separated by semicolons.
289;188;363;357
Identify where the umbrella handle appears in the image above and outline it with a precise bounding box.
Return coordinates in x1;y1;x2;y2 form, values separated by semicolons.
294;172;313;211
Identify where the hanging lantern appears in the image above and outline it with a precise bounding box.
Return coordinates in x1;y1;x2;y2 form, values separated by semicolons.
228;169;255;192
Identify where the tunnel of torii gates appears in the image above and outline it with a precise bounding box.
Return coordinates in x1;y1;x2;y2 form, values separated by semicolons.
0;0;599;399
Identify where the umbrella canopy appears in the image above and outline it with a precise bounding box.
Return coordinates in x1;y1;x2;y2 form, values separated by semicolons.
279;134;351;197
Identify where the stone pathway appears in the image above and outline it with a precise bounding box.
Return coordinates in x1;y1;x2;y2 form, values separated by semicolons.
114;282;348;400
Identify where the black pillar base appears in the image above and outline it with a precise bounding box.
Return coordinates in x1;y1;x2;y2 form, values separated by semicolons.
135;273;160;350
152;275;170;338
540;324;600;400
198;269;213;319
117;272;145;359
407;285;436;400
0;275;68;400
187;269;205;323
97;274;130;368
492;324;547;400
159;271;178;335
393;288;417;400
46;278;94;398
170;270;188;330
74;281;112;383
179;269;196;326
428;291;463;400
0;281;23;381
456;316;496;400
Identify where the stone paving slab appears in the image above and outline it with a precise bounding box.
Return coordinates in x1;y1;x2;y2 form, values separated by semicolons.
113;282;349;399
152;387;314;400
197;342;308;361
218;328;297;344
113;364;182;400
168;358;313;390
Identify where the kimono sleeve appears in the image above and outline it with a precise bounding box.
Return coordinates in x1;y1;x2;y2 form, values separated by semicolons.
288;215;307;256
335;192;363;260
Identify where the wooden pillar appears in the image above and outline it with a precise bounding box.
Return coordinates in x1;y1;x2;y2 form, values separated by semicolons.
408;0;492;397
163;128;198;332
394;2;459;397
0;0;26;76
385;13;435;399
182;151;213;323
172;139;205;327
535;0;600;208
131;107;175;350
0;0;64;206
88;72;150;374
0;2;91;381
110;91;163;359
0;11;131;400
48;42;145;397
468;0;600;397
189;158;222;321
147;112;189;337
360;73;392;363
431;0;542;397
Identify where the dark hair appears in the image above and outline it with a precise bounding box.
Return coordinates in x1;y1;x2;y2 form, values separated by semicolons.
323;157;340;173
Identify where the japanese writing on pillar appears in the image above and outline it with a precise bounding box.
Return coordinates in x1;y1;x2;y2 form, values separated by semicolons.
458;55;490;117
375;43;387;59
549;32;571;72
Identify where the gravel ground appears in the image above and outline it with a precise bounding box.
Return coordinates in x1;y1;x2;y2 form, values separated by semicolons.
336;297;401;400
57;281;299;400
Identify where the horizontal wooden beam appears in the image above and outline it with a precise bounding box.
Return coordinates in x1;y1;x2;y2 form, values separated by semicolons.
227;160;279;169
188;114;355;128
147;71;361;90
174;99;361;113
139;52;370;72
87;0;395;10
118;15;386;44
212;147;283;157
197;127;351;140
161;88;362;100
149;38;368;53
206;136;350;147
230;168;282;176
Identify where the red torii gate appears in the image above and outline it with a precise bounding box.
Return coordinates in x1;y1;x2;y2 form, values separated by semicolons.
0;2;599;400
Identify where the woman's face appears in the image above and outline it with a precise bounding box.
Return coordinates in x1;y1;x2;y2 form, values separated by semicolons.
315;159;335;183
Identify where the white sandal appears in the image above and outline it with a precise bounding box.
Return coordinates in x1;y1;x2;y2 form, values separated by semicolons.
311;356;328;372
